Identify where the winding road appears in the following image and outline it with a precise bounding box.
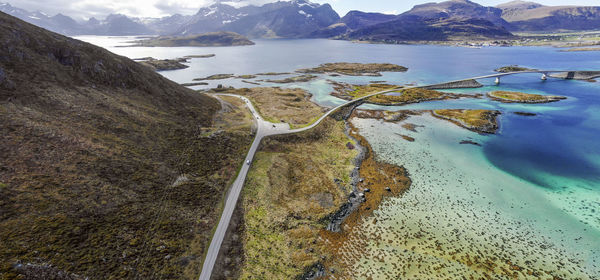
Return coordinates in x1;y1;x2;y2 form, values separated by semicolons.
198;70;589;280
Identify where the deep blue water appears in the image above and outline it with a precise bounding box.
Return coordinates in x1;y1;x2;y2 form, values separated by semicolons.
483;78;600;190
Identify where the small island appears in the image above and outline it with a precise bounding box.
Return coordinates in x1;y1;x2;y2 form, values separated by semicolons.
432;109;501;134
132;31;255;47
236;74;257;79
494;65;537;73
297;62;408;76
134;57;189;71
560;47;600;52
488;90;566;103
185;54;216;58
255;72;291;76
368;88;465;106
331;83;477;106
263;74;317;83
514;112;537;116
180;82;209;86
193;74;235;81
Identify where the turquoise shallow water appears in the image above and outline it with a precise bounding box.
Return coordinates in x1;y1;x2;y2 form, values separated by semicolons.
78;36;600;277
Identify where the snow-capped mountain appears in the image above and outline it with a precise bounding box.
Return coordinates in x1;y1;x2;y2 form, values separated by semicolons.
176;0;340;38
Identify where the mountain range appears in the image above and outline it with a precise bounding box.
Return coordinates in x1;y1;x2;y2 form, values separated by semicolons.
2;0;600;40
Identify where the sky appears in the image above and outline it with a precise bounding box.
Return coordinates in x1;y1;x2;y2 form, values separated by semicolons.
5;0;600;20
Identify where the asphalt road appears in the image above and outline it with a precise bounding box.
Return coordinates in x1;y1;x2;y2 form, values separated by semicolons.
198;70;577;280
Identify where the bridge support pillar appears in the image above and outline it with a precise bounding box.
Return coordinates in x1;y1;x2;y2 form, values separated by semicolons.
541;73;547;81
495;77;500;85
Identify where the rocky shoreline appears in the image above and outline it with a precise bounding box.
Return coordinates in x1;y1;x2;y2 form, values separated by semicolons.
324;121;367;233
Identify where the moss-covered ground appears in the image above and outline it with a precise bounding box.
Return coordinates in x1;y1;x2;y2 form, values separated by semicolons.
238;119;358;279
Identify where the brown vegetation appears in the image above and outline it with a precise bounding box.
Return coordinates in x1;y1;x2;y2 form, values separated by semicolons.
488;90;566;103
331;83;476;106
238;119;359;278
319;116;412;278
432;109;501;134
0;13;253;279
213;87;325;127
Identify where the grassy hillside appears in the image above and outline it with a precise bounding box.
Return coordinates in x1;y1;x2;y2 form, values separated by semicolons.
0;11;253;279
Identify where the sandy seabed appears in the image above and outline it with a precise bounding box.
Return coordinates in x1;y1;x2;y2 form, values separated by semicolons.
330;114;599;279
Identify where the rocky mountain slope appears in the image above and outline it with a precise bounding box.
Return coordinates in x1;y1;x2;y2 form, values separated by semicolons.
402;0;510;28
498;1;600;31
2;0;600;38
343;16;513;42
335;0;514;42
340;11;397;30
0;11;252;279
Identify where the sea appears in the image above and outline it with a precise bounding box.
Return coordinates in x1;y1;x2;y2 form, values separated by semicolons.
77;36;600;278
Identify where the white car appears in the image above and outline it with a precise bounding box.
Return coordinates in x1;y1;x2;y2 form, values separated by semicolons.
246;160;251;165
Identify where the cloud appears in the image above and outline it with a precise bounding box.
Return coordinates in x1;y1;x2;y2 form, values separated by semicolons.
6;0;214;20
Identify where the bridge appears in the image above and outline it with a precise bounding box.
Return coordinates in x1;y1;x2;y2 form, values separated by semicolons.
468;70;600;85
197;70;596;280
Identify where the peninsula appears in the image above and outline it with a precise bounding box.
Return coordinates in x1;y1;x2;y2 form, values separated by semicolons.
133;31;255;47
